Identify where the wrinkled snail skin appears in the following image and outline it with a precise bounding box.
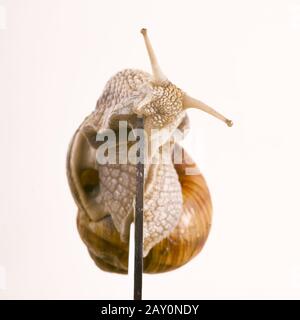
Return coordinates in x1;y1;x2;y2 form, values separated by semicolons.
72;140;212;274
66;29;232;274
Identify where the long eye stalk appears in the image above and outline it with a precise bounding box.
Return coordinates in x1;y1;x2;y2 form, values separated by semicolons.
141;28;233;127
183;94;233;127
140;28;167;83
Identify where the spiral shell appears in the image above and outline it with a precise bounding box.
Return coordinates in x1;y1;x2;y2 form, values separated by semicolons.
67;125;212;274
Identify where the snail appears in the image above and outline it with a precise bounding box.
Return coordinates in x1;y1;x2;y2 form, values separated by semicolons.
66;29;232;274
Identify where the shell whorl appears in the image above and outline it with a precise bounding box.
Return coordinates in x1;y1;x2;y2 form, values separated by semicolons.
75;149;212;274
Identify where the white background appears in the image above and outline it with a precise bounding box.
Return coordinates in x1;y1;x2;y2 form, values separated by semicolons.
0;0;300;299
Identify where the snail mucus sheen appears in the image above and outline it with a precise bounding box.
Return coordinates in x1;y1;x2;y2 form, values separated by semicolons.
66;29;233;274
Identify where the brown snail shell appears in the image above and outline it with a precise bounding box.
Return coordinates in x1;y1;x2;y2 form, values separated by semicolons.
67;126;212;274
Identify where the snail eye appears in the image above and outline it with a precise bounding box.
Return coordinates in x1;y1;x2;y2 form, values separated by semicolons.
80;168;99;195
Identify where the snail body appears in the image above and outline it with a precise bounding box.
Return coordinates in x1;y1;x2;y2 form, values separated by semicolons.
66;30;232;274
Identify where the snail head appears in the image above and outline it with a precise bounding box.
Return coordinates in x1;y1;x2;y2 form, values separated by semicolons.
132;28;233;131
